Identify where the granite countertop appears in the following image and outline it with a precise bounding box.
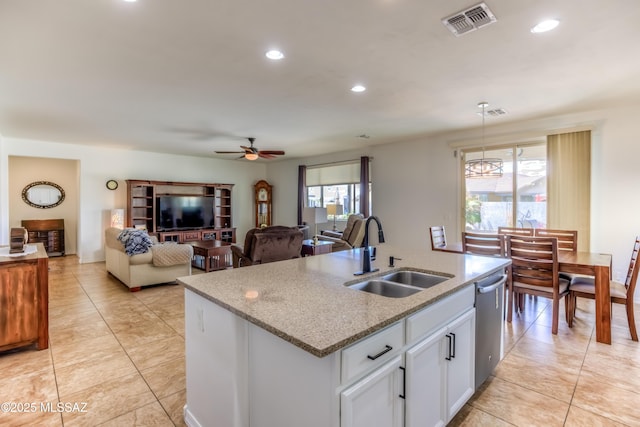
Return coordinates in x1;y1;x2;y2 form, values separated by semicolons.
179;244;510;358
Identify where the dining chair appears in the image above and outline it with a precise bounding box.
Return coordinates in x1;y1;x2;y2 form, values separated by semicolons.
567;236;639;341
533;228;578;252
429;226;447;250
506;235;571;334
497;227;534;236
462;232;504;257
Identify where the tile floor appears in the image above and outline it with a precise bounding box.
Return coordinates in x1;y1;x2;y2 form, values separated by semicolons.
1;255;639;426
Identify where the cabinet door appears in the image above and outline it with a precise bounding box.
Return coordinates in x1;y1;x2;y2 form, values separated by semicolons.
445;308;475;421
341;355;404;427
0;263;38;348
405;326;447;427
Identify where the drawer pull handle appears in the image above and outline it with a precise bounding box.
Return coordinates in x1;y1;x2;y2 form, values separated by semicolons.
367;345;392;360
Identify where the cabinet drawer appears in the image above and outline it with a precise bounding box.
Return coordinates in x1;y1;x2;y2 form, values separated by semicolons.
182;231;201;241
341;321;403;384
406;285;475;343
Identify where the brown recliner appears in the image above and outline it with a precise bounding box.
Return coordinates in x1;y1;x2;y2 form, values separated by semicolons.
231;226;304;268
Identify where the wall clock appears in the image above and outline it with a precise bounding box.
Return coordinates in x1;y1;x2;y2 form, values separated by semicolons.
106;179;118;190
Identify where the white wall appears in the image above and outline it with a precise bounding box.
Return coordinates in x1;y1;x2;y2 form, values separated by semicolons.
266;104;640;301
0;137;266;263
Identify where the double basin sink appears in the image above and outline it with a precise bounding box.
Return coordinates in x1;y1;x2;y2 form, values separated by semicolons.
347;269;452;298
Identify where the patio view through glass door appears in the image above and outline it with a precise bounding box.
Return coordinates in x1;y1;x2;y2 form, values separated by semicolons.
464;144;547;232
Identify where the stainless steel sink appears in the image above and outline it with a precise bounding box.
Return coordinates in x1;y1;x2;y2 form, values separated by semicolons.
347;280;422;298
381;270;449;289
347;270;452;298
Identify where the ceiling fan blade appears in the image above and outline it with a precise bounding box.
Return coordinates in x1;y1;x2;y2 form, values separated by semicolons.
239;145;255;152
258;152;277;159
258;150;285;155
215;150;245;154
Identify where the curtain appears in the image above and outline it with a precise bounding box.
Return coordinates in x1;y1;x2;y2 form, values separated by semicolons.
547;130;591;251
360;156;370;217
298;165;306;225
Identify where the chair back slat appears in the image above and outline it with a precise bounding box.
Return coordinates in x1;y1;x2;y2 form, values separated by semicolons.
534;228;578;252
462;232;504;257
430;226;447;250
498;227;534;236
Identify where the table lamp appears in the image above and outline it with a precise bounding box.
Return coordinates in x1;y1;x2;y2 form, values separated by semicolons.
326;204;344;231
302;207;327;245
110;209;125;229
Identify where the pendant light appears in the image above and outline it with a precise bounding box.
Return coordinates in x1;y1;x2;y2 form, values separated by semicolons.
465;102;504;178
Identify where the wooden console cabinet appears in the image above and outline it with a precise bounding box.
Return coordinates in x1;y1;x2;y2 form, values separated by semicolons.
21;218;65;256
0;243;49;352
126;180;236;243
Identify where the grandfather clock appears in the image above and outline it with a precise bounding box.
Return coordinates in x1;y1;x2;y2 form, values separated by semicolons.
254;180;272;227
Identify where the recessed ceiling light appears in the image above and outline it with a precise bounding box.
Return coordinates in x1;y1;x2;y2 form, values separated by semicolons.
265;50;284;60
123;0;138;2
531;19;559;33
351;85;366;93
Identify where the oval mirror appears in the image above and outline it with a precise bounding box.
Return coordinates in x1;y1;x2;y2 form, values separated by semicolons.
22;181;65;209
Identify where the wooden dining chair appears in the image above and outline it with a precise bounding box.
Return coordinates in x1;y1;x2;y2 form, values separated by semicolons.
567;236;639;341
506;235;571;334
533;228;578;252
429;226;447;250
498;227;534;236
462;232;505;257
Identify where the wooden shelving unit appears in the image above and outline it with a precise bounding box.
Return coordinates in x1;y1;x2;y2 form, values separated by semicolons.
21;218;65;257
125;180;235;243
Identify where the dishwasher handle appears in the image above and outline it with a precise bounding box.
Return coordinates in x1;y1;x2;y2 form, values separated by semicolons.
476;274;507;294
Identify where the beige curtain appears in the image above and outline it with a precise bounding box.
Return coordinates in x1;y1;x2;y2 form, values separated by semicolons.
547;130;591;251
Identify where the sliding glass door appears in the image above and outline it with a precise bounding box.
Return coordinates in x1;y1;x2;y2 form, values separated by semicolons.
463;144;546;232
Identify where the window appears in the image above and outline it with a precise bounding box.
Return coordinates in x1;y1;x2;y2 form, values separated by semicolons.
463;143;546;231
305;161;371;219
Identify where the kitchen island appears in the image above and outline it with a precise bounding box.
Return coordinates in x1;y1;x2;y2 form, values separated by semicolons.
179;244;509;427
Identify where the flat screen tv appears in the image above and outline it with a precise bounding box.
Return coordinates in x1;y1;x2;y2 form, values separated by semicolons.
156;196;215;231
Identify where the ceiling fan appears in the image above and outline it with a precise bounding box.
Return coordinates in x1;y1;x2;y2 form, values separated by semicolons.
215;137;285;161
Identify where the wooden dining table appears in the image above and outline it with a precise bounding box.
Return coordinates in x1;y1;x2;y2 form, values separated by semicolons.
433;242;613;344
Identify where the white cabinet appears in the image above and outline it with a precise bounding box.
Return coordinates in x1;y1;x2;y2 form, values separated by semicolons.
405;308;475;427
341;355;404;427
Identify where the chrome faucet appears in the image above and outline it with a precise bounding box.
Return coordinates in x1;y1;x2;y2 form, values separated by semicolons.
354;216;385;276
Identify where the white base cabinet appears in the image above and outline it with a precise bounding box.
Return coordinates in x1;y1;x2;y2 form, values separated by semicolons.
184;284;477;427
405;308;475;427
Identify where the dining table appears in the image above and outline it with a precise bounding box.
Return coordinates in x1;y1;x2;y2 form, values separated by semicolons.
433;242;613;344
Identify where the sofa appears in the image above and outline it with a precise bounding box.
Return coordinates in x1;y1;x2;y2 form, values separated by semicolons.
105;227;193;291
316;214;365;252
231;225;304;268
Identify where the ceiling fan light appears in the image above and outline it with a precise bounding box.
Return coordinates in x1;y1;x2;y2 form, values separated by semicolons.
245;152;259;161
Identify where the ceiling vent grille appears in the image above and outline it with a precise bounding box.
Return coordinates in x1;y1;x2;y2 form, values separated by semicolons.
442;2;497;37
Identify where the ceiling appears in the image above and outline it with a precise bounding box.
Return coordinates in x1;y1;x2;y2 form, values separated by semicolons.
1;0;639;161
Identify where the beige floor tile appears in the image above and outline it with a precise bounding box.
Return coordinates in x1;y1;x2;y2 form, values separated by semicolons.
448;404;514;426
97;401;174;426
48;302;99;329
493;353;579;403
126;335;185;371
0;366;58;403
507;334;586;370
114;320;180;350
60;372;156;426
160;389;187;427
163;314;185;336
50;333;123;368
55;350;138;397
0;347;53;377
0;407;63;427
141;356;186;399
48;317;113;347
469;376;569;426
572;374;640;426
564;405;627;427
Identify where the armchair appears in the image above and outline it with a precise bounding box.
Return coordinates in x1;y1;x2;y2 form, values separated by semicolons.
316;214;365;252
231;226;304;268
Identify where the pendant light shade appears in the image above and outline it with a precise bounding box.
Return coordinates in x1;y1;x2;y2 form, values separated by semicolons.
465;102;503;178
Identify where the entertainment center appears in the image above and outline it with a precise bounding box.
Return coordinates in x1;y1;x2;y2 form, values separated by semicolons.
126;180;236;243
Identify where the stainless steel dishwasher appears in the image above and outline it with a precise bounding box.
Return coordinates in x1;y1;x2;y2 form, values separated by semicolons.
474;270;508;390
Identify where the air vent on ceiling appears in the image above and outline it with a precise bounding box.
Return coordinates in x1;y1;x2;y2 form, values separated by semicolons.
477;108;507;117
442;2;497;37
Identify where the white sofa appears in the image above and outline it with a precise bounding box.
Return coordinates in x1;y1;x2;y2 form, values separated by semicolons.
105;227;193;291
